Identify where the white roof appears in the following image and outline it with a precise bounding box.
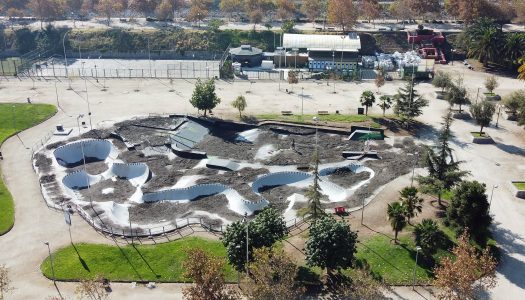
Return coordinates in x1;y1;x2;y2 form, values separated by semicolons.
283;33;361;52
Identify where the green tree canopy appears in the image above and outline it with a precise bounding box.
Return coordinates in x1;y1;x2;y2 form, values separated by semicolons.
447;181;492;243
432;71;452;93
189;78;221;116
393;81;429;125
387;201;407;243
221;207;288;271
305;215;358;277
231;95;247;118
470;100;496;134
399;186;423;224
378;95;392;116
446;83;469;113
413;218;447;258
360;90;376;115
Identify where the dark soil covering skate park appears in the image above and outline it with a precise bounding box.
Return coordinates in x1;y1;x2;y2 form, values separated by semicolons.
33;115;422;236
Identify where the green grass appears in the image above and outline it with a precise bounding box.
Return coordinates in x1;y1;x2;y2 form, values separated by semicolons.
471;132;489;138
0;103;56;235
513;182;525;190
0;58;22;75
256;113;389;128
355;234;442;285
40;237;236;282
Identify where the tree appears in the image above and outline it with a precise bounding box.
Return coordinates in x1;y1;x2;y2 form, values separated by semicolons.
503;90;525;116
75;275;109;300
339;267;386;299
470;100;496;134
484;75;499;94
155;0;175;22
220;0;242;20
302;0;322;23
95;0;125;26
0;265;12;300
399;186;423;224
245;0;273;29
446;82;469;113
183;248;240;300
287;70;298;91
327;0;357;32
407;0;440;19
447;181;492;243
305;151;325;220
221;207;288;271
387;201;407;243
378;95;392;117
244;246;302;299
413;219;446;258
189;78;221;117
374;72;385;93
434;231;497;300
28;0;64;28
186;0;212;25
418;110;468;206
361;0;380;26
305;215;358;278
466;24;503;67
393;80;429;124
503;33;525;67
359;90;375;116
231;95;247;118
389;0;411;22
276;0;295;21
432;71;452;93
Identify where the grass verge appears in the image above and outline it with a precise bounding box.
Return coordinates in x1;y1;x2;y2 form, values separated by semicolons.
0;103;56;235
470;132;489;138
256;114;388;128
513;182;525;190
40;237;236;282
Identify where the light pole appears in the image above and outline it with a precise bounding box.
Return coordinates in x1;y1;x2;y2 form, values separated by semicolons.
489;184;498;211
332;51;336;93
243;212;249;273
54;81;60;109
411;151;419;187
301;87;304;117
44;242;56;284
76;113;84;134
11;105;16;129
84;78;93;130
495;104;502;128
340;35;345;79
313;116;319;152
235;244;241;285
412;246;421;290
476;87;481;104
62;31;70;78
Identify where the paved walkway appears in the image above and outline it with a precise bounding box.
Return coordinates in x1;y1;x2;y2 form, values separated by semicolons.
0;66;524;298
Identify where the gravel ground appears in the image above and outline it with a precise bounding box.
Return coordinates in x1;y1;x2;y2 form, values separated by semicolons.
79;178;137;204
34;153;53;174
327;169;372;188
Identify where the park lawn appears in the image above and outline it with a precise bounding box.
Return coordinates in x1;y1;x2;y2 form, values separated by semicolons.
256;113;389;128
513;182;525;190
40;237;237;282
0;103;56;235
355;234;438;285
471;132;489;138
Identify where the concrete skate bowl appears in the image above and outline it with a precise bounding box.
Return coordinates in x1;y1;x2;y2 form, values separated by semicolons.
54;139;115;167
252;171;312;194
62;170;101;190
108;163;151;186
142;183;269;216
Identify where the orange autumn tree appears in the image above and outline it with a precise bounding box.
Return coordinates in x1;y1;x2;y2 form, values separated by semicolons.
434;231;497;300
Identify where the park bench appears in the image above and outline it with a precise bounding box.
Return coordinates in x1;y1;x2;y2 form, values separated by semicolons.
317;111;329;115
281;111;293;116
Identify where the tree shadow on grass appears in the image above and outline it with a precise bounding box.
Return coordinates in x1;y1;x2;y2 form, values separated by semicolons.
110;237;144;281
72;243;90;272
131;245;161;279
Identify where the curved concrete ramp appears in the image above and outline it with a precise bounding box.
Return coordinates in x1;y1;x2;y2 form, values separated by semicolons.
62;170;100;190
54;139;115;167
252;171;311;193
142;183;229;202
206;158;240;171
223;189;269;215
109;163;150;186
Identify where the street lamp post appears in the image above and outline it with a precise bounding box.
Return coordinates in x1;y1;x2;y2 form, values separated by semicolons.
301;87;304;116
235;244;241;285
54;81;60;109
84;78;93;130
412;246;421;290
11;105;16;129
44;242;56;284
489;184;498;211
62;31;70;78
332;51;336;93
411;151;419;187
476;87;481;104
495;104;502;128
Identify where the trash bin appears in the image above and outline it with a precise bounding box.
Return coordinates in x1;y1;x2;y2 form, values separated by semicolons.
357;107;364;115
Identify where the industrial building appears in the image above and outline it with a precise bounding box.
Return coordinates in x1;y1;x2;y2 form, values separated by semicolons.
229;45;263;67
280;33;361;72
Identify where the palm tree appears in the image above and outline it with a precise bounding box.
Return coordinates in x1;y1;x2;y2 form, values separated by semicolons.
413;219;446;258
399;187;423;224
387;201;407;244
360;90;376;115
467;26;502;67
503;33;525;67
